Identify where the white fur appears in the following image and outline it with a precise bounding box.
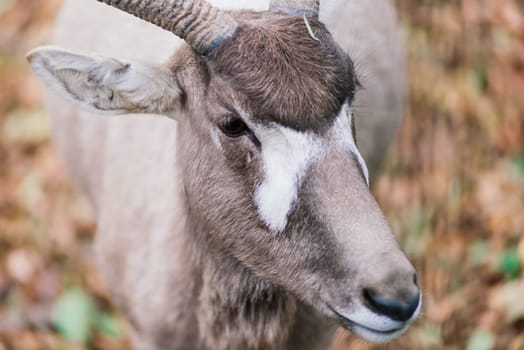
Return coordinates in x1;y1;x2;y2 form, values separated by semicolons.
254;125;324;233
343;296;422;343
253;104;370;233
333;104;370;185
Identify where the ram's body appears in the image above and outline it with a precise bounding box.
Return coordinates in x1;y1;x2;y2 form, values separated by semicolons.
40;1;410;349
50;0;404;208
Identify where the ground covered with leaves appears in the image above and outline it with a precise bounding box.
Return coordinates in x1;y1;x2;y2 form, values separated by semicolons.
1;1;524;349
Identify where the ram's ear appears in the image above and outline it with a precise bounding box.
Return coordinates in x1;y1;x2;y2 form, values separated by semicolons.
27;46;182;118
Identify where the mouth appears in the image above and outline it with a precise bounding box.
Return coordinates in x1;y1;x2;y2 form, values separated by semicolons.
327;305;409;343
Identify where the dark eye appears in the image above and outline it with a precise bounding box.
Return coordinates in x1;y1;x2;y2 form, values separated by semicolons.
219;116;249;137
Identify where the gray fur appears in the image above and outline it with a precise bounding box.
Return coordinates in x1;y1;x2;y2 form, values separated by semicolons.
37;1;415;349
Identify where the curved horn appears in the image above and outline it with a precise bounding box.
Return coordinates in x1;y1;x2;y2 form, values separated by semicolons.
269;0;319;19
97;0;238;55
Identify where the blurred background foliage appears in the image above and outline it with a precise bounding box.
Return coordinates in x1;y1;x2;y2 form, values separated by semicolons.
0;0;523;349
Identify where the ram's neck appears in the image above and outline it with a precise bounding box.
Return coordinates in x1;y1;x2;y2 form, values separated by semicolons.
192;248;336;350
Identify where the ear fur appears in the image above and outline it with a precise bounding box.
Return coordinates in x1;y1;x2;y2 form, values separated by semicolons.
27;46;182;118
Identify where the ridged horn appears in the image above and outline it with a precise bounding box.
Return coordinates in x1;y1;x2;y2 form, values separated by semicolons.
96;0;238;55
269;0;319;19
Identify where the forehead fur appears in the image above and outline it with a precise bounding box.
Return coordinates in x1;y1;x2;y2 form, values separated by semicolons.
207;12;356;132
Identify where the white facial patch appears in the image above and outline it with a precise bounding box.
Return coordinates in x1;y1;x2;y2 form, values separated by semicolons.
254;125;324;233
332;104;370;186
253;103;369;233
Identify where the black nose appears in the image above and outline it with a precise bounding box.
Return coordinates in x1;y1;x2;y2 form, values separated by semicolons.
363;288;420;322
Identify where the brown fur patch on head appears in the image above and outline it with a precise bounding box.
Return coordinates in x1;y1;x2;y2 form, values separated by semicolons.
207;12;356;132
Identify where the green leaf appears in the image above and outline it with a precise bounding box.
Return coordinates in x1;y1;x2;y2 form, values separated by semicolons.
399;208;432;258
469;67;488;95
51;287;96;345
1;109;50;145
416;322;442;347
0;0;15;16
95;313;124;339
509;156;524;180
514;157;524;175
466;329;494;350
468;240;489;266
497;248;521;280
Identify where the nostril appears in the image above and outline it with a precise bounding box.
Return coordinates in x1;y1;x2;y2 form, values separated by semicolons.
413;274;418;286
363;288;420;322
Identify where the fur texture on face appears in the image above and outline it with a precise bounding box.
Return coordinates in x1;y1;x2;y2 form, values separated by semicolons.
193;12;362;234
208;12;357;132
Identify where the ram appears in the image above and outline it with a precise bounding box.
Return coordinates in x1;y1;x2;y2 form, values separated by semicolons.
28;0;420;349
